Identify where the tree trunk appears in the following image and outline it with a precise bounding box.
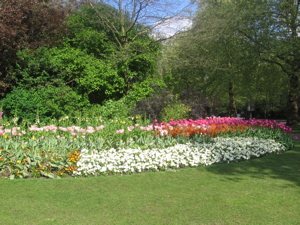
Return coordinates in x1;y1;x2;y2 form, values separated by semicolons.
228;81;237;117
286;74;299;126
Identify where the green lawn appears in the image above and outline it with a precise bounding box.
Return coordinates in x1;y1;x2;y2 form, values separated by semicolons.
0;144;299;225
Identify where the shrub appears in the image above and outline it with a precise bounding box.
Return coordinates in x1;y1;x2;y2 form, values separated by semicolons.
132;88;174;121
160;103;191;122
1;85;89;123
93;98;134;120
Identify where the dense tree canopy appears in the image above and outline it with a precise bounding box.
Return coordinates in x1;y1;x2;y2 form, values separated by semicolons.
162;0;298;123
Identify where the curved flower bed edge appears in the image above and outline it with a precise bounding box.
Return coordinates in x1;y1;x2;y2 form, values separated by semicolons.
73;137;286;177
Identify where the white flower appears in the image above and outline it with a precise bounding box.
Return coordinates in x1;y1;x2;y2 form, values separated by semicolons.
73;138;286;176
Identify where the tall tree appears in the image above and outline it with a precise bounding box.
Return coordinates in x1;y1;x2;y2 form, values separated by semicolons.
162;0;291;119
162;0;257;117
199;0;300;125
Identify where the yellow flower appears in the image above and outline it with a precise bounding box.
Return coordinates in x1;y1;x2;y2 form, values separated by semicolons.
74;138;77;141
16;160;21;164
4;135;7;139
31;136;36;140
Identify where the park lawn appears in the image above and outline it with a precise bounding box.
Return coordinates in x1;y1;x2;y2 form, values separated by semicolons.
0;144;299;224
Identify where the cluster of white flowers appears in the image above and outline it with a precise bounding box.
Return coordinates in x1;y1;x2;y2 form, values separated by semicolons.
73;137;286;176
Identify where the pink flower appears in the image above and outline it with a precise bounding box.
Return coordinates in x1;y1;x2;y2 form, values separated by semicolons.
59;127;68;132
116;129;124;134
86;129;95;134
159;130;168;136
96;125;105;130
127;126;135;131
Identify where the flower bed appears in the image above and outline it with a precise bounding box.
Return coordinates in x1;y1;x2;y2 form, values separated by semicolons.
74;137;286;176
0;117;294;179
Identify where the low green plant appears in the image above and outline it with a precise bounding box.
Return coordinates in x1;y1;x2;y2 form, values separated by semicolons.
160;102;191;122
219;126;294;149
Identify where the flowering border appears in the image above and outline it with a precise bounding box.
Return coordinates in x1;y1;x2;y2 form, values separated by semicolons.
74;137;286;176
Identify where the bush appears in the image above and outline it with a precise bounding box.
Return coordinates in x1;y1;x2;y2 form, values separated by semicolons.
132;88;174;121
1;85;89;123
98;97;132;119
160;103;191;122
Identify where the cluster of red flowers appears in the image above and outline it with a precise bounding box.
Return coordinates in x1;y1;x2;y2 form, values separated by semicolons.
154;123;249;137
153;117;291;137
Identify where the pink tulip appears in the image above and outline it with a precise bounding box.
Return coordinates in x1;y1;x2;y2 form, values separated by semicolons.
116;129;124;134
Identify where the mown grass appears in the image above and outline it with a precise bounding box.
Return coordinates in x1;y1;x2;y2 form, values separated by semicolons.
0;138;299;224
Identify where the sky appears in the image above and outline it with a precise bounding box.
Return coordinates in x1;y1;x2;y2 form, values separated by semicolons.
99;0;198;38
153;17;193;38
152;1;197;38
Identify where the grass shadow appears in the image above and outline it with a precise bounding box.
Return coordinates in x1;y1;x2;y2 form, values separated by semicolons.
202;143;300;186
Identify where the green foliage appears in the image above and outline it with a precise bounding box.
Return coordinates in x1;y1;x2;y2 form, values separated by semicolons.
161;0;293;119
1;88;42;122
0;0;68;96
13;47;119;97
161;102;191;122
3;2;162;119
132;88;174;121
66;3;162;96
95;98;134;120
1;85;89;122
66;4;117;58
219;127;294;150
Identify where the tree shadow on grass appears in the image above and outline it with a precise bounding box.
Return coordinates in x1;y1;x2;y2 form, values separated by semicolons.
201;144;300;186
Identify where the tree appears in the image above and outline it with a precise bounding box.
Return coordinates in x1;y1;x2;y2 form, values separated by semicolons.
161;0;291;119
242;0;299;125
161;1;254;117
0;0;69;96
83;0;194;45
67;2;163;97
196;0;300;125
